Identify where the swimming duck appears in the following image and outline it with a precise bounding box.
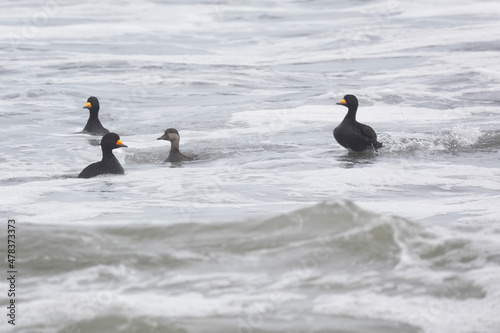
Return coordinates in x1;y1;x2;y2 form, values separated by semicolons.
157;128;193;163
334;94;382;152
78;133;127;178
82;96;110;135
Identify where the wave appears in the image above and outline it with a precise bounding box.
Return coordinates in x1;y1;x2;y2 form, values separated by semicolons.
380;126;500;153
15;200;500;333
20;200;500;285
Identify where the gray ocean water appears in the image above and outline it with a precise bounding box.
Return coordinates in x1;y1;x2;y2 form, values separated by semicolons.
1;0;500;332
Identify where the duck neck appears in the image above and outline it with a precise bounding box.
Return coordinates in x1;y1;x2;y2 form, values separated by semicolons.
88;108;99;119
170;139;180;152
344;106;357;121
101;148;115;160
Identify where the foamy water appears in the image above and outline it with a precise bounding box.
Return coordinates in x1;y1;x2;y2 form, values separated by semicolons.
1;0;500;332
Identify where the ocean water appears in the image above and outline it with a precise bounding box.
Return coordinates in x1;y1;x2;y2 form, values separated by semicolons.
1;0;500;332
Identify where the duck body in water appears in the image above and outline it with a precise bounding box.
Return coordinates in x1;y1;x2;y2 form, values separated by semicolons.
157;128;193;163
82;96;110;136
78;133;127;178
334;94;382;152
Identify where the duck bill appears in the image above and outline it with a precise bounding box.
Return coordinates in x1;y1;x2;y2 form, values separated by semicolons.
116;140;127;148
336;99;347;106
83;102;92;109
157;135;167;140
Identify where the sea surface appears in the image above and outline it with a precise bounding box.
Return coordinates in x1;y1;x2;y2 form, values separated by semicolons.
1;0;500;332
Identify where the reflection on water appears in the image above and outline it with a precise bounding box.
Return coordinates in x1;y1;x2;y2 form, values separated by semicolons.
337;149;378;168
86;138;101;146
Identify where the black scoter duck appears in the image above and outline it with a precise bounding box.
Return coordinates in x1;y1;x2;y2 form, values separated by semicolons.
157;128;193;163
334;94;382;152
78;133;127;178
82;96;110;135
